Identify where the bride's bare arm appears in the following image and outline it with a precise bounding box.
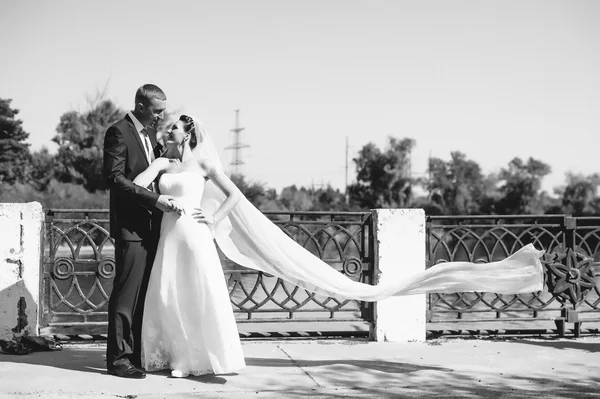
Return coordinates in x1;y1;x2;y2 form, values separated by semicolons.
133;158;173;187
192;159;242;224
210;170;243;222
133;158;181;213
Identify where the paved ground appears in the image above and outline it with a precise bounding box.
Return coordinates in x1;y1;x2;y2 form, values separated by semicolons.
1;336;600;399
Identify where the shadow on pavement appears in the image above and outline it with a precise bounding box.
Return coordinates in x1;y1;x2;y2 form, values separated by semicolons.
246;354;600;399
0;347;106;375
508;338;600;353
0;347;231;384
246;356;453;374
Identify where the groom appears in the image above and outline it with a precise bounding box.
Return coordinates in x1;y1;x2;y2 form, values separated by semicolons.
103;83;176;379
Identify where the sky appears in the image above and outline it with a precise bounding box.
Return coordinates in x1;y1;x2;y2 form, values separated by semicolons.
1;0;599;195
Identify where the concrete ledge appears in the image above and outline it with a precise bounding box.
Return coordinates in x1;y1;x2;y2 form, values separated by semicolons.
372;208;426;342
0;202;43;339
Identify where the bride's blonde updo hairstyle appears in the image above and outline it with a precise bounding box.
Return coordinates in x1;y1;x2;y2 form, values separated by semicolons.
180;115;198;149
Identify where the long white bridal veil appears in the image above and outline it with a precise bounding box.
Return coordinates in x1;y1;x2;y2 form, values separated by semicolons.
192;120;544;301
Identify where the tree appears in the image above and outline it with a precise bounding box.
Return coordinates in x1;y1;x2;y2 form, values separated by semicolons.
496;157;551;214
348;137;415;209
556;172;600;215
228;173;286;211
230;174;268;206
425;151;486;214
279;185;314;211
29;147;56;191
53;96;125;192
0;98;30;184
312;185;349;211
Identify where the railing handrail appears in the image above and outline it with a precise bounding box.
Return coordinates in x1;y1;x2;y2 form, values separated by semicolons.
44;208;369;214
428;214;570;221
44;209;372;220
45;210;595;221
46;209;110;213
263;211;370;216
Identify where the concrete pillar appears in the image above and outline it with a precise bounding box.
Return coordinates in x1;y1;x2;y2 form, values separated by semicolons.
0;202;43;340
372;208;426;342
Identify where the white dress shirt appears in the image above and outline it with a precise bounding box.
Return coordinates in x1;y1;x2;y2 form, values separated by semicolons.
128;111;154;164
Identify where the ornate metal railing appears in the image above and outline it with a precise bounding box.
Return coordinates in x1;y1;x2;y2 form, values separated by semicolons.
41;210;113;335
43;209;600;338
41;209;374;336
426;215;600;336
228;211;374;324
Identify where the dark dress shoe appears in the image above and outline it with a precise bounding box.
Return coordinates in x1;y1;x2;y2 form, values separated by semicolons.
130;361;146;373
108;363;147;379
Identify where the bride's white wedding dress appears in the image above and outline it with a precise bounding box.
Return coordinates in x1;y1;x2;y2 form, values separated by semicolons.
139;119;544;377
141;170;245;376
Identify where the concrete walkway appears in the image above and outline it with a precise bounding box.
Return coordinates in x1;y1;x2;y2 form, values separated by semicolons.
1;336;599;399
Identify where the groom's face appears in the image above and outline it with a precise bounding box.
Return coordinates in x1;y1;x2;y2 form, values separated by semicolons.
139;97;166;128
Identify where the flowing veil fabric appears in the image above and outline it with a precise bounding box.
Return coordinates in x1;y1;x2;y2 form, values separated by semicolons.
192;119;544;301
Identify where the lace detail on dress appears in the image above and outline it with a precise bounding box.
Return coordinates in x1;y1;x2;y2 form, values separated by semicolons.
189;368;214;376
147;347;169;371
142;319;169;371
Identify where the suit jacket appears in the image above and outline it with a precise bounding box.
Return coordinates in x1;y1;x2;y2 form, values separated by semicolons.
103;114;164;241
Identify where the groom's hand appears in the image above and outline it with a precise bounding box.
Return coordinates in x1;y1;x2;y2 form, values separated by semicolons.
156;195;177;213
168;198;185;216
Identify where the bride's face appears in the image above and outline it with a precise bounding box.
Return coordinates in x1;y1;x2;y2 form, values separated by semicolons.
166;120;188;145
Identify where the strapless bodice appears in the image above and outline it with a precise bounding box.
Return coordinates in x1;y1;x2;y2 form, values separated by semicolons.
158;171;205;210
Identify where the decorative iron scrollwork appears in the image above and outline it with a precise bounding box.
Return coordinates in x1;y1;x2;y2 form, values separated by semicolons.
543;246;596;306
342;257;362;277
43;210;373;330
97;258;116;279
52;257;74;280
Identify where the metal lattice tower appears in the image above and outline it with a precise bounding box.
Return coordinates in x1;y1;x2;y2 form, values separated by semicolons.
225;109;249;175
345;136;350;204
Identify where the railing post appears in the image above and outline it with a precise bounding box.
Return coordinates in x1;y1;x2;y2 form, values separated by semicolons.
361;213;375;322
564;215;581;338
372;209;426;342
554;216;580;338
0;202;44;339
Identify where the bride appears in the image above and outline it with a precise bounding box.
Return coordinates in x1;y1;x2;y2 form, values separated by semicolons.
134;115;245;378
133;115;544;378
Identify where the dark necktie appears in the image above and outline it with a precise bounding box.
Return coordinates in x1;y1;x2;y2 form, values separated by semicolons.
141;128;156;192
140;128;154;163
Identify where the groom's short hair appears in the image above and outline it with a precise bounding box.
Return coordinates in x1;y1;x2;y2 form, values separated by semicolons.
135;84;167;106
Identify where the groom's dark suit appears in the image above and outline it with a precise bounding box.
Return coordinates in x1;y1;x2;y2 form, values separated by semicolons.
103;114;163;371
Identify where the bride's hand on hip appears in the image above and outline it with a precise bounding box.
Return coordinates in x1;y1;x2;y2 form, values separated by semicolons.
191;208;215;225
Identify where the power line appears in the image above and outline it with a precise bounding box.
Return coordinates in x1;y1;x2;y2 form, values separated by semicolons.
225;109;249;175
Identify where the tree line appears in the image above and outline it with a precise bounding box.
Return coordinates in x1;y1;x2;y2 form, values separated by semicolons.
1;95;599;215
